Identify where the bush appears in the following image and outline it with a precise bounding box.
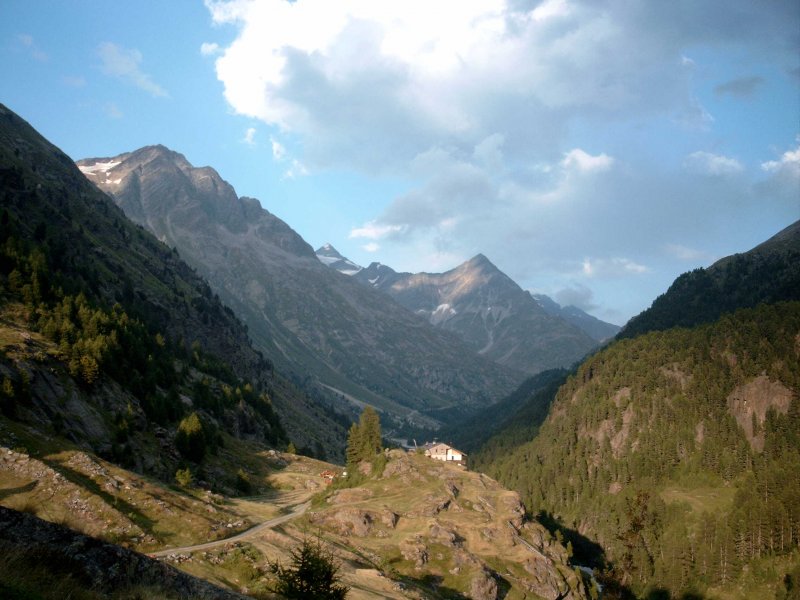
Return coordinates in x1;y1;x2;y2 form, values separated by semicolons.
174;468;193;487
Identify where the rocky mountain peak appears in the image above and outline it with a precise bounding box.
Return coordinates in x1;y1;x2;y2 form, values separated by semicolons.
316;243;342;258
351;254;599;374
314;243;363;275
79;146;317;260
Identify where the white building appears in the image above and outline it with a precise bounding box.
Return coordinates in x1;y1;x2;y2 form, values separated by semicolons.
422;442;467;465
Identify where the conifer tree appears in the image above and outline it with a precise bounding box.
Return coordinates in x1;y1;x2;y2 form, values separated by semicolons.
345;406;383;468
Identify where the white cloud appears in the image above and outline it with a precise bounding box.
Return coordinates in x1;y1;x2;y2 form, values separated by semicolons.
362;242;380;252
204;0;799;320
208;0;793;170
284;159;308;179
200;42;221;56
97;42;168;98
582;257;649;278
561;149;614;173
684;151;744;175
270;137;286;160
761;142;800;174
242;127;256;146
349;221;405;240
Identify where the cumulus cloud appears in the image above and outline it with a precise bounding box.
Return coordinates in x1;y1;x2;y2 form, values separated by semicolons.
684;151;744;175
204;0;799;320
761;142;800;174
207;0;795;169
362;242;380;253
562;149;614;173
97;42;168;98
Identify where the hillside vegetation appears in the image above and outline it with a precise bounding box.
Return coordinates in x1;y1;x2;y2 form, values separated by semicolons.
478;302;800;598
619;220;799;339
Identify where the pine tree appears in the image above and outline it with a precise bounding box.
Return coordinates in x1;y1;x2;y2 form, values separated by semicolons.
345;406;383;469
359;406;382;457
269;538;349;599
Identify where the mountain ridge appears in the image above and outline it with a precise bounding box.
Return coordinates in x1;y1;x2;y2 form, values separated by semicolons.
348;253;599;374
78;146;520;429
619;218;800;339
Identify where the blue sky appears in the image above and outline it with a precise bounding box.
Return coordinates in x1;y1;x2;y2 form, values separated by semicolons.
2;0;798;324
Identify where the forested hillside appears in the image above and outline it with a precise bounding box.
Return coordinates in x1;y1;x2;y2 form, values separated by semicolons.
619;220;800;339
435;368;568;454
0;104;343;481
477;302;800;597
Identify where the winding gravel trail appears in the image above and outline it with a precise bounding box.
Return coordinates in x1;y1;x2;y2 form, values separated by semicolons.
150;500;311;558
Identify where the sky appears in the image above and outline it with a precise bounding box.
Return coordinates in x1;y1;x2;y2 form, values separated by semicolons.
1;0;798;325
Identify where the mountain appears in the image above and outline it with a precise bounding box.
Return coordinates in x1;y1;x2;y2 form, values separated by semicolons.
474;221;800;598
315;243;362;275
619;219;800;339
531;293;620;342
78;146;519;429
0;103;346;475
351;255;599;374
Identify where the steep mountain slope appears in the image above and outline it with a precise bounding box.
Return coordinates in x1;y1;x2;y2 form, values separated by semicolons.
0;102;342;464
478;302;800;598
532;293;620;342
78;146;519;427
353;255;598;374
473;223;800;597
619;219;800;339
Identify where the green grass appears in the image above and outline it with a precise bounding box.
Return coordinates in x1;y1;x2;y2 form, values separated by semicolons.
659;485;737;515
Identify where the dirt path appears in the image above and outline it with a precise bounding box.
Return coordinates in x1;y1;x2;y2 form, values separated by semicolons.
150;501;311;558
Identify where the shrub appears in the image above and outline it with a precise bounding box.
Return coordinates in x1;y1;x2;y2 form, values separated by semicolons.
175;468;193;487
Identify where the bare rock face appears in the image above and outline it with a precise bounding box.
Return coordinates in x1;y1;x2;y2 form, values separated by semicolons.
310;505;397;538
400;536;428;568
727;375;793;451
470;568;498;600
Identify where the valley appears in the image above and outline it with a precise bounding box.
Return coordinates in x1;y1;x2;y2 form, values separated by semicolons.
0;98;798;600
